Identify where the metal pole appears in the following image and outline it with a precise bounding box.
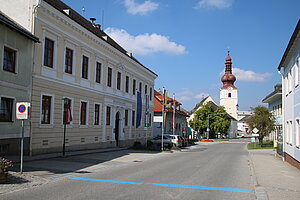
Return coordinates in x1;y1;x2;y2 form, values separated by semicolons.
63;123;66;157
161;94;164;151
20;119;24;173
173;93;175;135
207;115;209;139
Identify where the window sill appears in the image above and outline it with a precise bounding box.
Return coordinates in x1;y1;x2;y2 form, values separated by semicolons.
79;125;88;128
39;124;54;128
0;121;14;124
295;84;299;88
93;125;102;128
296;146;300;149
3;70;17;75
61;124;73;128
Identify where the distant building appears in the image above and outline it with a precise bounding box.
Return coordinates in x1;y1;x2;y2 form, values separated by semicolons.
0;12;39;155
278;20;300;169
187;96;237;139
1;0;157;155
262;84;283;155
153;90;188;137
220;51;238;120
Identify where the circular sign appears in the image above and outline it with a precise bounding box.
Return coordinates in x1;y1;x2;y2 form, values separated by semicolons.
18;104;26;113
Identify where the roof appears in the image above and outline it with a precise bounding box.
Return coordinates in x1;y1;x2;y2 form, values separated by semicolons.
0;11;39;42
190;96;218;114
262;84;282;103
153;90;188;117
44;0;157;77
278;20;300;70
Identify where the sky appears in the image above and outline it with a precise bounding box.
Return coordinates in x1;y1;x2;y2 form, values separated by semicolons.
62;0;300;111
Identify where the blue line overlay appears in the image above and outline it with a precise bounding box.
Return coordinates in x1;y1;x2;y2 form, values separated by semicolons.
70;177;253;193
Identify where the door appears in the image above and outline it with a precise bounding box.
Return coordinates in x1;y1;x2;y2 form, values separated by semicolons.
115;112;120;146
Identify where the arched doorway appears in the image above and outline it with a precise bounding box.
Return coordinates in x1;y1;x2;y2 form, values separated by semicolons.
115;112;120;146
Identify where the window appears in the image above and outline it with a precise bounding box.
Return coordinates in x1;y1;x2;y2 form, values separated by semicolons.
96;62;101;83
44;38;54;67
125;109;128;126
150;87;152;101
3;47;16;73
63;98;72;124
82;56;89;79
228;93;231;98
132;110;135;126
288;70;292;93
65;48;73;74
133;79;136;95
149;113;152;127
117;72;121;90
41;95;52;124
139;82;142;93
295;59;299;87
106;106;111;125
145;85;148;94
94;104;100;125
80;101;87;125
296;119;300;147
290;121;293;144
125;76;129;93
107;67;112;87
0;97;13;122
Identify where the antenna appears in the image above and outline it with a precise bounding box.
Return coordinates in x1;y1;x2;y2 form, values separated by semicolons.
82;6;85;16
90;17;96;24
102;10;104;30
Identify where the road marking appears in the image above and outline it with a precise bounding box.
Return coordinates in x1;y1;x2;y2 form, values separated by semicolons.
70;177;253;193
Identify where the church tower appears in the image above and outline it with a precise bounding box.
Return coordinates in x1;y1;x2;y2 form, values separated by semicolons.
220;51;238;119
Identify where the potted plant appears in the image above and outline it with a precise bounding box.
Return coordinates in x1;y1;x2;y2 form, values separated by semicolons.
0;157;13;183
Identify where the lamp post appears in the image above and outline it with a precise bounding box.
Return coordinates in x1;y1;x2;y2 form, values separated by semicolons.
62;98;69;157
207;113;227;139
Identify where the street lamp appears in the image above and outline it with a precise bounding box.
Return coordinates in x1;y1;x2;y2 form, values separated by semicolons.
207;113;227;139
62;97;69;157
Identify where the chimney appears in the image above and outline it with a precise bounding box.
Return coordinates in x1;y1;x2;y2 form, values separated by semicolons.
94;24;101;30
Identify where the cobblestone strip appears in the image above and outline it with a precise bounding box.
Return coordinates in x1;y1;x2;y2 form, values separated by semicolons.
248;151;269;200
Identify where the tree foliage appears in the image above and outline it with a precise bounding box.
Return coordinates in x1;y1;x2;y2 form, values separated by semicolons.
189;103;231;138
246;106;275;145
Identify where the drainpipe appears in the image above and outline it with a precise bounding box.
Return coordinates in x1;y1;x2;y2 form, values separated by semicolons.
278;68;285;161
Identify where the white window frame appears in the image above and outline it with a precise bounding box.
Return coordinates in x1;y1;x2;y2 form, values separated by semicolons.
79;100;89;128
295;57;300;88
42;30;58;70
296;119;300;148
94;102;102;127
2;44;19;75
290;120;293;145
63;43;76;75
95;59;103;85
0;95;16;123
40;93;55;128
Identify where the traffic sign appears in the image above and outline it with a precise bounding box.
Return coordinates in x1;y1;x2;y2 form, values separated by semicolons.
252;128;259;134
16;102;30;119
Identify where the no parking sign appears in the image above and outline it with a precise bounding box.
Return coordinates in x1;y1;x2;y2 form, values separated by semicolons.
16;102;30;119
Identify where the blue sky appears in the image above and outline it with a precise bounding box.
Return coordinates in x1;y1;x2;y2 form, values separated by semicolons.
62;0;299;111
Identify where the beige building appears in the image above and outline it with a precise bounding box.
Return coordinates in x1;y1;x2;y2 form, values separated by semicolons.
1;0;157;155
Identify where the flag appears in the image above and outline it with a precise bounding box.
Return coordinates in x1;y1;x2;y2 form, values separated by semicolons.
65;107;72;124
136;91;142;128
144;94;149;128
163;90;168;128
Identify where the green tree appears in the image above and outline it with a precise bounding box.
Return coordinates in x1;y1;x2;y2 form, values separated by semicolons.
211;106;231;138
189;103;230;138
189;102;214;138
246;106;275;146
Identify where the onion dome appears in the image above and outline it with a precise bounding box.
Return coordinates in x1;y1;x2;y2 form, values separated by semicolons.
221;50;237;89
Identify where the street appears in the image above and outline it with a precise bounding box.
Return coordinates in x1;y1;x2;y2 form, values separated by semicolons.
1;140;256;200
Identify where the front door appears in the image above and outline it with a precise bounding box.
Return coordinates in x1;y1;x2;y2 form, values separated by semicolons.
115;112;120;146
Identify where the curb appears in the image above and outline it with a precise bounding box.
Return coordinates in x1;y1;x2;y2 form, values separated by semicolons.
8;147;130;163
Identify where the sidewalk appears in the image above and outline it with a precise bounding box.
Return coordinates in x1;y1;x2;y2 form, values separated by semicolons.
249;149;300;200
5;146;130;163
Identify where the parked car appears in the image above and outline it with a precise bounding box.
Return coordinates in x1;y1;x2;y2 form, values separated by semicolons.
169;135;183;147
151;136;173;148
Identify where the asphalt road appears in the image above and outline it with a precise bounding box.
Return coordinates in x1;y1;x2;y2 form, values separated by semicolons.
2;141;255;200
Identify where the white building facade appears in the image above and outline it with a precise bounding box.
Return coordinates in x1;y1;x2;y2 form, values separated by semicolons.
1;0;157;155
278;20;300;169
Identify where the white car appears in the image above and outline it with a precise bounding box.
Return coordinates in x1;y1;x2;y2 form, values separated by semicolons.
168;135;183;147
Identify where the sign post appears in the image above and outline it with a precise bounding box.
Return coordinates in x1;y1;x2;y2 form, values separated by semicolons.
16;102;30;174
252;128;259;148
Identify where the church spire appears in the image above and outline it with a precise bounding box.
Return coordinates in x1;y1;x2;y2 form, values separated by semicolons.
221;50;237;89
